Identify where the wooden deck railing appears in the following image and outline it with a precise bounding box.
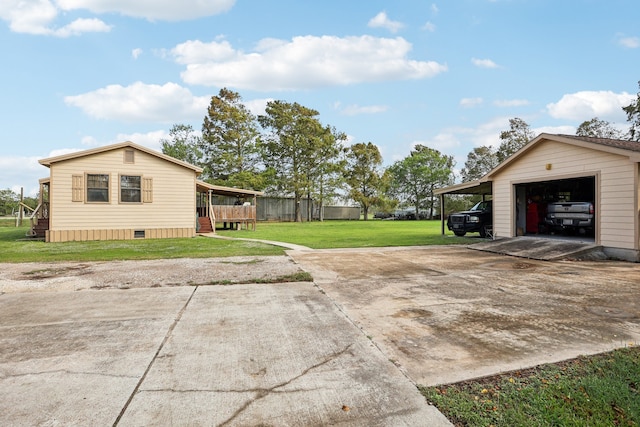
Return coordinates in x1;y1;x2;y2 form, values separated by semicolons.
211;205;257;231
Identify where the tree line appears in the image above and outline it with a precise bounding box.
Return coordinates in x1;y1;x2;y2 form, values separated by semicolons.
160;82;640;221
4;82;638;220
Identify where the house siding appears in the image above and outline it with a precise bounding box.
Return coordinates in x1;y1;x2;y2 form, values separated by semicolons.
492;140;638;251
47;147;197;241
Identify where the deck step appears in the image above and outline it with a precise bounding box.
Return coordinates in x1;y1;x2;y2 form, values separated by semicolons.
198;217;213;233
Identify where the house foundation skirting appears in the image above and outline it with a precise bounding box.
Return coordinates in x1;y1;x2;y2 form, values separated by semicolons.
45;227;196;242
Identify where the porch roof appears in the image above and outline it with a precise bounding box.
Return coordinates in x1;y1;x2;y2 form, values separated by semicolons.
196;181;264;198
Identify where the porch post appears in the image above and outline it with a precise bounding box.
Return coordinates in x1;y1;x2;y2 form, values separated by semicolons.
440;194;445;235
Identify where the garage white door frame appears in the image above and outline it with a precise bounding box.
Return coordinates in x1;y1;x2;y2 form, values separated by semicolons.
509;171;600;244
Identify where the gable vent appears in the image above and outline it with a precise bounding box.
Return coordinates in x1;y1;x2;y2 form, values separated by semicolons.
124;149;135;164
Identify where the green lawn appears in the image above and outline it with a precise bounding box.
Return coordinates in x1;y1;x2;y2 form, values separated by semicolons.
420;346;640;427
0;225;285;263
217;219;477;249
0;219;474;263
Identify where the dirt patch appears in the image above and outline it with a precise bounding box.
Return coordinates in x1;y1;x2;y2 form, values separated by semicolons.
20;264;93;279
0;256;305;293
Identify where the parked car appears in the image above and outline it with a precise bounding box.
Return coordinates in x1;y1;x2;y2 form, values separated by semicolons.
373;211;393;219
390;209;418;220
544;201;594;234
446;201;493;237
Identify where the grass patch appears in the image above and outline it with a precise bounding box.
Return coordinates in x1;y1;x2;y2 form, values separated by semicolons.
0;226;284;263
205;271;313;286
218;219;477;249
420;346;640;427
0;220;477;262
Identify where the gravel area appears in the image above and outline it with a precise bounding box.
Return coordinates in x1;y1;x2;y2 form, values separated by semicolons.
0;256;306;293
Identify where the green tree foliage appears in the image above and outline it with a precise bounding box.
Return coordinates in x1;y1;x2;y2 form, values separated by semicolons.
344;142;388;220
576;117;624;139
0;188;19;216
201;88;263;189
460;146;498;182
622;81;640;141
258;100;344;222
160;124;203;167
305;126;347;221
388;145;455;219
496;118;535;163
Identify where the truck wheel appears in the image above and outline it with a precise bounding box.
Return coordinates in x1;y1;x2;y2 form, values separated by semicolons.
479;225;488;238
454;230;466;237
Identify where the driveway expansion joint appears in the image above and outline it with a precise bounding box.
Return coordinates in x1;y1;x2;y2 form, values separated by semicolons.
112;286;198;426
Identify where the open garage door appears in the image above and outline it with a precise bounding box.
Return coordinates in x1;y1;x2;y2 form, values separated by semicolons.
514;176;595;241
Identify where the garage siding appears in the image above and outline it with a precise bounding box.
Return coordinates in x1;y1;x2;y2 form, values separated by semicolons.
49;147;198;232
491;140;638;250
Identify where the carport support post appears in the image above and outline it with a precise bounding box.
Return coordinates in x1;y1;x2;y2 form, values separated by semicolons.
440;194;445;235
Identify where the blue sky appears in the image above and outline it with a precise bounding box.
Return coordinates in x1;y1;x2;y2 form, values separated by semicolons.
1;0;638;196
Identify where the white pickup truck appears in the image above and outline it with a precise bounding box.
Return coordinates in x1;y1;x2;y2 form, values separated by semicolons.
544;201;594;233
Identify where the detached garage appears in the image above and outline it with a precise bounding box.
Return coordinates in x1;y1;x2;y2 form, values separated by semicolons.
437;134;640;262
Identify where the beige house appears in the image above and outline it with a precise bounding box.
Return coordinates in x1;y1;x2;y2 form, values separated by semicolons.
437;134;640;262
33;142;262;242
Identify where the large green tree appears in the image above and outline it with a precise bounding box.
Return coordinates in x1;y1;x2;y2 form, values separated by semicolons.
622;81;640;141
460;146;498;182
258;100;344;222
576;117;624;139
298;124;346;221
201;88;263;189
388;145;454;219
496;117;535;163
160;124;203;167
0;188;19;216
344;142;388;220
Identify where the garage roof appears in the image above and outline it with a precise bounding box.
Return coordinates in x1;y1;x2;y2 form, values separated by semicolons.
434;179;492;195
436;133;640;196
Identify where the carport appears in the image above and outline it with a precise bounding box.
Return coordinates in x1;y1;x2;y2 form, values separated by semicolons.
435;180;492;236
437;134;640;262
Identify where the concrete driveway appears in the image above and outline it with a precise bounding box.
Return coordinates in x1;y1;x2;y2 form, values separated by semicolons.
0;279;449;426
288;246;640;386
2;245;639;425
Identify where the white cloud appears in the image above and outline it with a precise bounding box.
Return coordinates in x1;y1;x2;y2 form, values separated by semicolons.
132;48;143;59
112;130;169;152
431;4;439;14
546;90;634;121
56;0;235;21
176;35;447;91
64;82;210;122
471;58;499;69
0;156;48;197
243;98;274;117
618;35;640;48
0;0;234;36
460;97;483;108
340;104;388;116
533;125;576;135
171;38;237;64
54;18;111;37
0;0;111;36
422;21;436;32
494;99;530;107
368;11;404;33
